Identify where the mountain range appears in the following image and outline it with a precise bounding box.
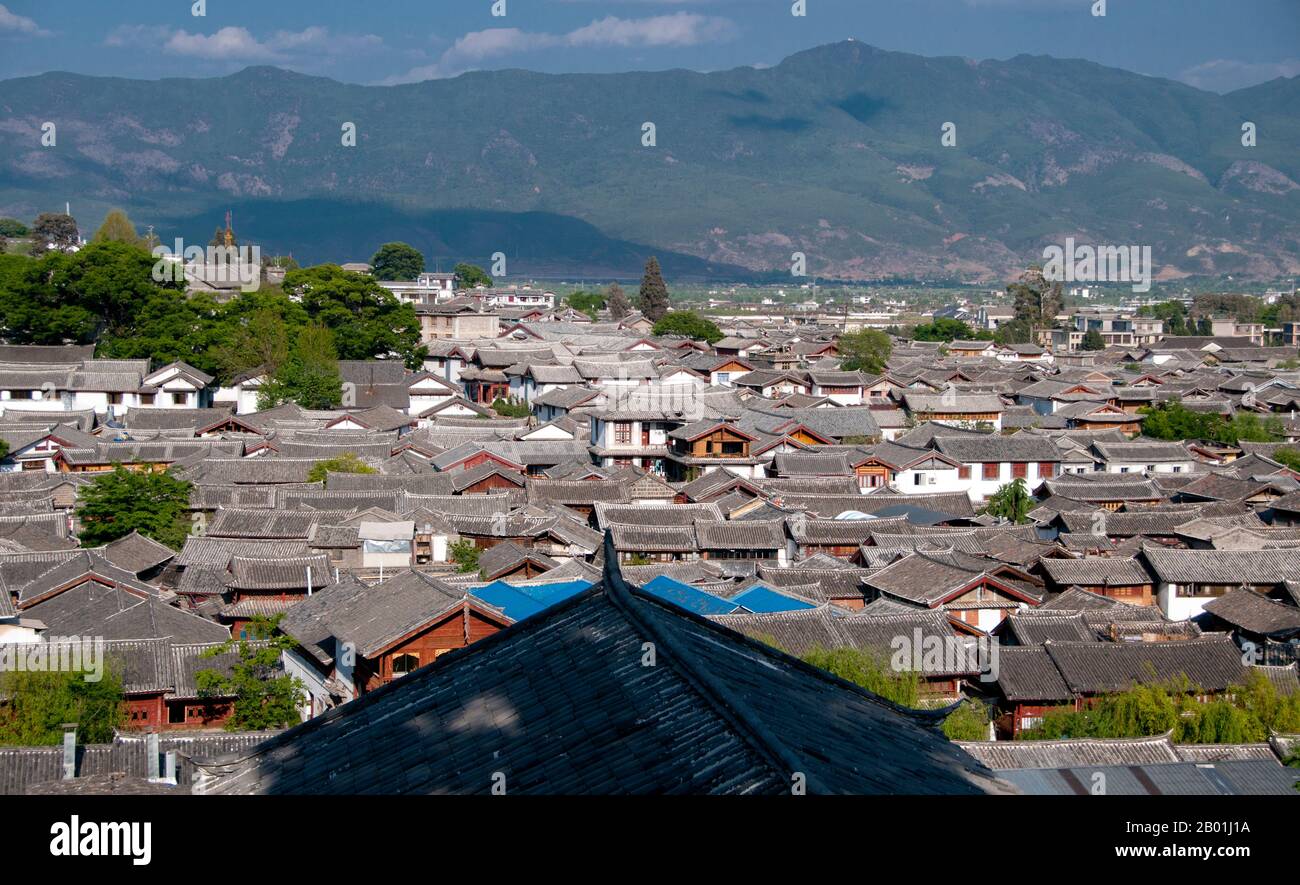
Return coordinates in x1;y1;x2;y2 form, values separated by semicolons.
1;41;1298;282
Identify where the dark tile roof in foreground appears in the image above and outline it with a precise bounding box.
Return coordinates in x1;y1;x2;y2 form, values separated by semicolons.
191;535;1013;796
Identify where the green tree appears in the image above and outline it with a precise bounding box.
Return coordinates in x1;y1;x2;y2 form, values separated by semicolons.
1140;400;1283;445
1080;329;1106;351
801;646;920;708
196;614;304;732
942;699;991;741
911;317;982;342
983;478;1035;524
636;256;671;322
0;240;185;346
1272;447;1300;471
838;328;892;373
91;209;144;248
1008;265;1062;332
209;304;294;382
491;397;532;418
453;262;492;289
307;452;379;483
0;665;126;747
370;242;425;281
566;290;606;320
29;212;79;256
607;282;633;320
258;323;343;410
0;218;28;237
281;264;423;367
450;539;481;574
75;465;193;550
652;310;723;343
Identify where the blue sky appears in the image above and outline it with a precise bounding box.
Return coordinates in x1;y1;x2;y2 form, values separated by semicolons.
1;0;1297;93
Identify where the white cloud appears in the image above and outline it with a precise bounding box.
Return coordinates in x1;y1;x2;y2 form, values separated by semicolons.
384;12;737;84
1180;58;1300;93
105;24;383;65
0;3;51;37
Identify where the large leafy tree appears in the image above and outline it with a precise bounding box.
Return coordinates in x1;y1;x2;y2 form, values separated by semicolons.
453;262;492;289
652;310;722;343
566;290;606;320
911;317;984;342
1080;329;1106;351
196;614;304;732
636;256;671;322
983;478;1035;524
29;212;79;256
76;466;193;550
91;209;144;248
1008;265;1062;332
0;665;126;747
1140;400;1284;445
0;218;28;237
838;328;892;373
258;323;343;410
606;282;632;320
282;264;423;367
0;241;183;346
307;452;378;484
370;242;425;281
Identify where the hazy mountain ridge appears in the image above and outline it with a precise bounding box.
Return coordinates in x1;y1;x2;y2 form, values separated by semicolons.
1;41;1297;280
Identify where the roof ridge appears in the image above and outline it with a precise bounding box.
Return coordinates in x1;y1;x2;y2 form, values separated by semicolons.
599;531;826;794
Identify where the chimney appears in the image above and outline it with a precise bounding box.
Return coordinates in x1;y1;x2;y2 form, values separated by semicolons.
61;724;76;780
146;730;161;781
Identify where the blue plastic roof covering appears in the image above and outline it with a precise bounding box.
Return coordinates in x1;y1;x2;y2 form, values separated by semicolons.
730;585;817;613
513;580;592;607
470;582;547;622
640;575;740;616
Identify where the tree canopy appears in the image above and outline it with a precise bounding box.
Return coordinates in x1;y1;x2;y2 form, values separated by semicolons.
196;614;304;731
911;317;985;342
257;323;343;410
75;466;193;550
1140;400;1284;445
636;257;671;322
606;283;632;320
651;310;722;343
838;328;892;374
91;209;144;248
0;665;126;747
307;452;379;483
454;262;492;289
983;478;1035;524
369;242;425;281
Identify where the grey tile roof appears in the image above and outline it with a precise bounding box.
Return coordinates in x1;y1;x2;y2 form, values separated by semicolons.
190;538;1012;795
1201;588;1300;636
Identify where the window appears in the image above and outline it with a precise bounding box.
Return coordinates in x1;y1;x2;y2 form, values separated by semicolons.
1172;465;1183;473
914;473;924;486
983;462;1000;480
614;422;632;445
1011;462;1027;479
391;653;420;677
140;393;155;405
171;392;187;405
1038;462;1057;478
958;465;971;480
108;392;123;405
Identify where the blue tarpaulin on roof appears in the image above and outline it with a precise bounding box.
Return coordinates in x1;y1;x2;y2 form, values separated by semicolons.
471;580;592;621
470;583;547;621
730;585;817;613
641;575;740;616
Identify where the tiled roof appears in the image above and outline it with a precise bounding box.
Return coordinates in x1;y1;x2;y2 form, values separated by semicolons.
190;537;1012;796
